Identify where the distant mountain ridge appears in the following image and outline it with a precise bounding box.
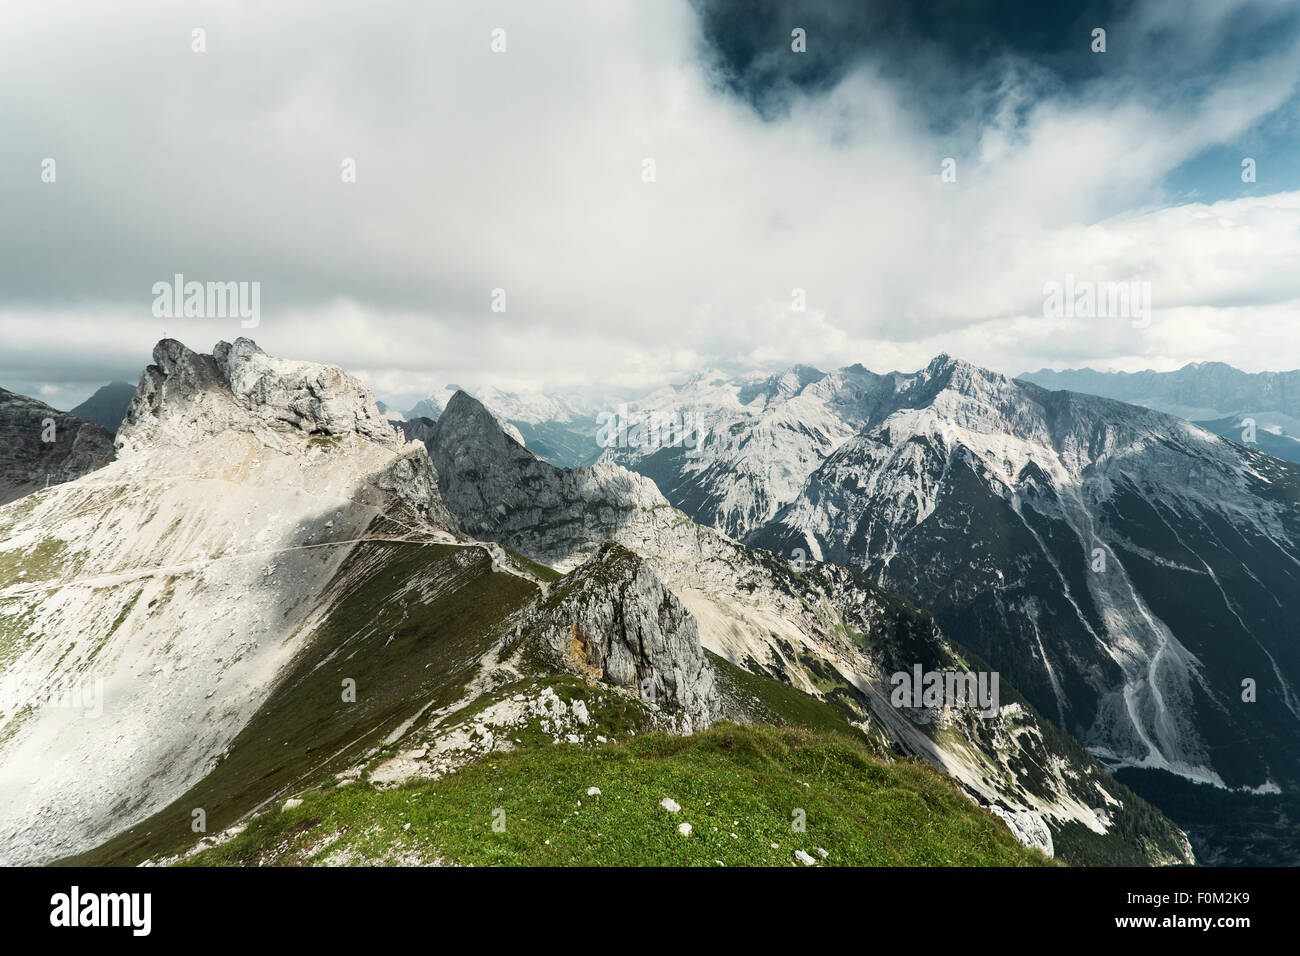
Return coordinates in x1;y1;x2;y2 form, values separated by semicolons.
601;362;912;538
1019;363;1300;463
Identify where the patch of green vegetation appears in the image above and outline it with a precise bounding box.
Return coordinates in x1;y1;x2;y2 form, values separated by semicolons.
712;652;881;748
0;537;68;587
0;494;38;536
185;722;1054;867
0;603;38;669
501;546;562;583
839;623;877;651
102;585;144;643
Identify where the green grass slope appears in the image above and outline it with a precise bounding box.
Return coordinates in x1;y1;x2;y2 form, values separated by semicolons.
185;721;1053;867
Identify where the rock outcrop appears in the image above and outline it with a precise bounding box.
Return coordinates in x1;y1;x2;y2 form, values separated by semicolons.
987;806;1054;859
523;543;719;731
118;337;402;456
423;391;664;567
114;338;454;527
0;388;115;506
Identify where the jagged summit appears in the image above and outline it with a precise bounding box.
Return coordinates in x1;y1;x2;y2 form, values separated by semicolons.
906;353;1015;403
440;389;518;442
436;389;528;446
117;338;401;456
413;388;665;566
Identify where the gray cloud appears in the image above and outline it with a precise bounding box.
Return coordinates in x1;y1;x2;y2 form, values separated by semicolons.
2;0;1299;412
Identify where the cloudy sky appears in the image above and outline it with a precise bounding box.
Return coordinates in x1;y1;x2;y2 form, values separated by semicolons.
2;0;1299;410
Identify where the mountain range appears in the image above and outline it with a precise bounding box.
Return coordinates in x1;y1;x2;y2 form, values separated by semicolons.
1020;364;1300;463
0;340;1199;867
407;387;1190;863
594;356;1300;864
8;345;1300;865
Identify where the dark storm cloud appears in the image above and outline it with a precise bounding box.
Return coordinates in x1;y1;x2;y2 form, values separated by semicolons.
692;0;1300;125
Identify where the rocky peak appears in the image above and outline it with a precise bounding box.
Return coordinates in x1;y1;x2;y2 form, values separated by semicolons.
437;390;516;445
522;542;719;730
908;354;1012;402
117;338;401;456
436;390;526;446
111;339;456;526
417;388;666;563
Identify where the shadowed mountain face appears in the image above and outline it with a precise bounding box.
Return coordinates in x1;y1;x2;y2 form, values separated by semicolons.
0;387;114;506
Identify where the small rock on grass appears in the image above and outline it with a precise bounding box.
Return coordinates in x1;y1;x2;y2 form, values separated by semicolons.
660;797;681;813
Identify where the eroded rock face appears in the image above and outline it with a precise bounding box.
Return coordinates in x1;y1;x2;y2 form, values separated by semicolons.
214;338;399;447
0;388;114;506
987;806;1055;858
118;338;402;456
524;543;718;731
114;338;455;526
0;339;462;864
420;391;667;567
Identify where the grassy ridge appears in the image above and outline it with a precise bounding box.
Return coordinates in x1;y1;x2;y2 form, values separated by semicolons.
187;722;1053;867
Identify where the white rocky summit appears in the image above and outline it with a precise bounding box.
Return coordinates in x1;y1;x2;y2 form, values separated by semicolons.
0;338;458;863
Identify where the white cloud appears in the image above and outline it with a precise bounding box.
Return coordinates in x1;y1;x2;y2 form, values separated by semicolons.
1;0;1299;408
